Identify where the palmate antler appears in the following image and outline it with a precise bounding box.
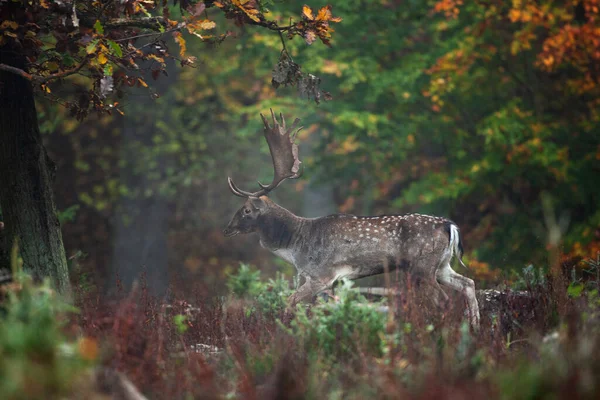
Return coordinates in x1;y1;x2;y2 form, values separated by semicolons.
228;109;303;198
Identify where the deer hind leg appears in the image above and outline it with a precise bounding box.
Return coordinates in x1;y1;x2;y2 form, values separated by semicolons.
436;263;480;329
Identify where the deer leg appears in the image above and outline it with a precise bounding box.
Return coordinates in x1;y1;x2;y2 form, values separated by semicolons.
288;277;328;308
428;279;449;308
436;263;480;329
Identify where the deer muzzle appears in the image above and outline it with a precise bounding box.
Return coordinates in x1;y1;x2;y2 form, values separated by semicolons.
222;227;239;237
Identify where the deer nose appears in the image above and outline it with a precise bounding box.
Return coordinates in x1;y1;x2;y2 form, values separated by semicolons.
223;227;237;237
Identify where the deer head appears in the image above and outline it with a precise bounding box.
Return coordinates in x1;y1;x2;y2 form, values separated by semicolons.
223;110;303;237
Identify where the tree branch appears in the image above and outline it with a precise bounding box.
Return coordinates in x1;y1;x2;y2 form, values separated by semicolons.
0;55;90;85
103;16;171;30
0;64;33;81
37;56;91;84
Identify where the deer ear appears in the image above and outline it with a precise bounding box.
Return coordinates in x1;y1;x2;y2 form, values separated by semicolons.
249;196;267;210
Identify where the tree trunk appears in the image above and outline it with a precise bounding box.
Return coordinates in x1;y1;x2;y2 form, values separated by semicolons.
0;45;71;295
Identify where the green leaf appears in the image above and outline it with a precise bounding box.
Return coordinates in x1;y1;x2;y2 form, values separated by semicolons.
103;63;113;76
567;283;584;298
93;20;104;35
107;40;123;58
173;314;188;334
62;54;75;67
85;40;98;55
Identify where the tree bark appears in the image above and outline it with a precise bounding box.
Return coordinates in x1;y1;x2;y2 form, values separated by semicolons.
0;45;71;295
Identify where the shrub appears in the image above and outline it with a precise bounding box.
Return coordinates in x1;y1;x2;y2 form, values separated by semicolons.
0;274;96;399
226;263;293;316
288;279;388;360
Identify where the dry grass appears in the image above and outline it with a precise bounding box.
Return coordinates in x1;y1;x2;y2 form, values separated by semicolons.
64;264;600;400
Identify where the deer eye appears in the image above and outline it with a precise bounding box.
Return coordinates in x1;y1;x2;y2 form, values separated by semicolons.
244;208;251;214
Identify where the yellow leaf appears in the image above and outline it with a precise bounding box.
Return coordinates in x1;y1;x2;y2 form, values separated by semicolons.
46;62;59;71
41;84;51;94
302;5;314;20
200;20;216;30
510;40;520;55
138;78;148;87
232;0;261;22
173;32;186;58
0;20;18;30
97;52;108;65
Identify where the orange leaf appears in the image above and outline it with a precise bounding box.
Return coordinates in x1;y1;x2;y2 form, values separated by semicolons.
173;32;186;58
138;78;148;87
78;337;98;361
316;5;332;21
302;5;314;20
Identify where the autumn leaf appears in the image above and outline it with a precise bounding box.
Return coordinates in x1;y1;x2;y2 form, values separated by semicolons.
0;20;18;30
316;5;342;22
85;40;98;54
173;32;187;57
304;30;317;45
199;20;216;30
302;5;314;20
138;78;148;87
78;337;98;361
97;52;108;65
231;0;261;23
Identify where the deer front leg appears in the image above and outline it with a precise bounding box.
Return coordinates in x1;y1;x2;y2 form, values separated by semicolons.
288;277;329;308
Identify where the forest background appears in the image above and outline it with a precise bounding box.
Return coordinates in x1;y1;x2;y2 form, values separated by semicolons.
3;0;599;298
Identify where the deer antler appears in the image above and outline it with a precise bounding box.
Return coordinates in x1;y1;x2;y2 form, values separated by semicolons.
228;109;303;198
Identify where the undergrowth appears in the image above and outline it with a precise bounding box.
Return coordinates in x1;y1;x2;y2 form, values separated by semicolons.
2;259;600;399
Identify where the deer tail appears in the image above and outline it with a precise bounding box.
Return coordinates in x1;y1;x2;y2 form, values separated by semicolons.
449;223;468;270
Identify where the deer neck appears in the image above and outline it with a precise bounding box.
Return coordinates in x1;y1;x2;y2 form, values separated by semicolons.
257;204;304;252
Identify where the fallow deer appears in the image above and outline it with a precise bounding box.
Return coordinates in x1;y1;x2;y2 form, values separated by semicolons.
224;110;480;328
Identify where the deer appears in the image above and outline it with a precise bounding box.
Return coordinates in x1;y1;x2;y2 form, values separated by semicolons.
223;110;480;328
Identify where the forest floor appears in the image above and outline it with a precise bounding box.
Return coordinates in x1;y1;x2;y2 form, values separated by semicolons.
2;261;600;399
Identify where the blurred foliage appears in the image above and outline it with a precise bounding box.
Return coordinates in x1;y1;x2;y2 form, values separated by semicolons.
288;279;388;360
0;0;340;116
4;255;600;398
0;274;96;399
216;257;600;398
227;263;293;315
34;0;600;286
229;0;600;269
